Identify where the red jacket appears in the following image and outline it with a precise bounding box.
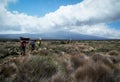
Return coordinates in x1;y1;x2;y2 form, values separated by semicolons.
20;40;26;47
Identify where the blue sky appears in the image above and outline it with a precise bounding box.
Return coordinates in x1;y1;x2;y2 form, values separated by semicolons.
107;20;120;29
0;0;120;39
8;0;83;17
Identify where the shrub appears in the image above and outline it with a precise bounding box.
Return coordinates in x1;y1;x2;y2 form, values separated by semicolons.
107;50;120;64
31;49;52;56
0;62;18;82
15;55;58;82
107;50;119;56
74;62;114;82
71;54;90;69
91;53;113;65
54;53;74;78
52;73;65;82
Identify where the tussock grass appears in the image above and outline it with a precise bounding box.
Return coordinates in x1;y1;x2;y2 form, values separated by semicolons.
0;40;120;82
91;53;113;66
107;50;119;56
73;62;113;82
0;62;18;82
13;55;58;82
107;50;120;63
52;73;65;82
71;54;91;69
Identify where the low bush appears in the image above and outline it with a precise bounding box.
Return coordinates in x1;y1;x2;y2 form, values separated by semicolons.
74;62;114;82
14;55;58;82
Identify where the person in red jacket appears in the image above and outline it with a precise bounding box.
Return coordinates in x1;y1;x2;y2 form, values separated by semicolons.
20;40;27;55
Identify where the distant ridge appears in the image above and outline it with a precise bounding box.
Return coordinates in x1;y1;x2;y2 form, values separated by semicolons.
0;31;107;40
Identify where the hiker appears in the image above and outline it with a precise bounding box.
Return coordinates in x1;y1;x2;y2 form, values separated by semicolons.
30;40;36;51
20;40;27;55
37;38;42;47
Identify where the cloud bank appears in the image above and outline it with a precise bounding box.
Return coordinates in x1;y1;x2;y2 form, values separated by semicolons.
0;0;120;38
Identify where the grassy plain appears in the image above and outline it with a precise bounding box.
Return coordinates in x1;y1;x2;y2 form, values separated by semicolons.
0;40;120;82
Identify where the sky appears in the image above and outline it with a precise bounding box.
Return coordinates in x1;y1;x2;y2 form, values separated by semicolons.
0;0;120;39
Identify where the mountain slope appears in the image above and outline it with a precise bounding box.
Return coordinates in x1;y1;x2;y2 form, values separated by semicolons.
0;31;107;40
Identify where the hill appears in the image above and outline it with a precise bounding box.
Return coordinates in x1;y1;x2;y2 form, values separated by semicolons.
0;31;106;40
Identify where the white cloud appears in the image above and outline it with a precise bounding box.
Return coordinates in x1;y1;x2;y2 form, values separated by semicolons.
0;0;16;8
70;24;120;39
0;0;120;38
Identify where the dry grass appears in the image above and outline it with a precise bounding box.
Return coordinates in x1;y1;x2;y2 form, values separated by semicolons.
71;54;92;69
73;62;113;82
15;55;58;82
0;40;120;82
0;62;18;82
91;53;113;66
107;50;119;56
52;73;65;82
